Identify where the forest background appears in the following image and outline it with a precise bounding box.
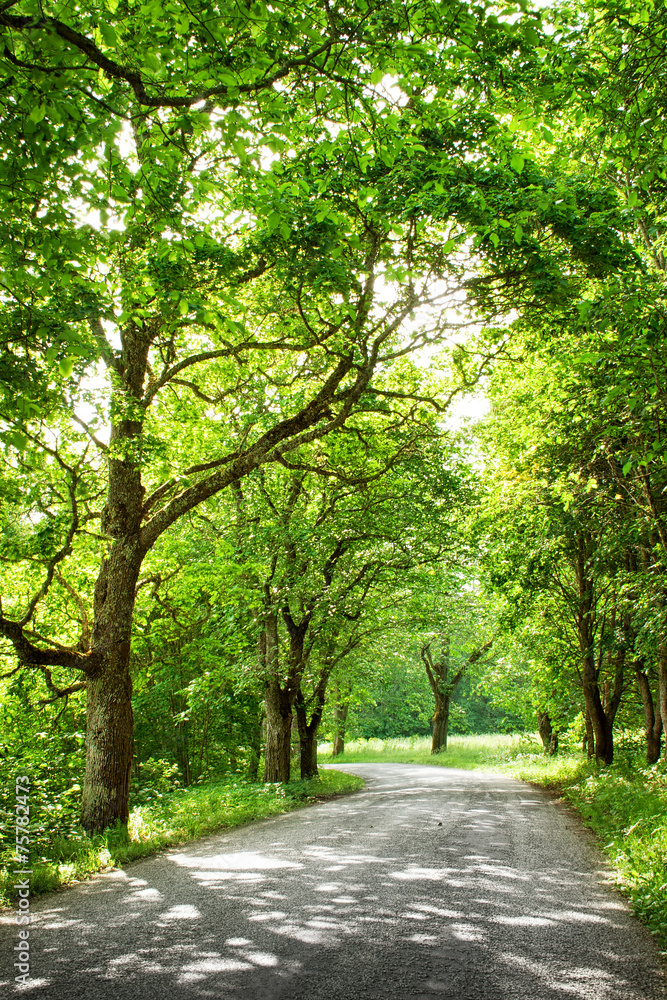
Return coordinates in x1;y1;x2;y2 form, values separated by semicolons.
1;0;667;954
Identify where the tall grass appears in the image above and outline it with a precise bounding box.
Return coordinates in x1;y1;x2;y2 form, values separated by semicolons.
321;732;667;952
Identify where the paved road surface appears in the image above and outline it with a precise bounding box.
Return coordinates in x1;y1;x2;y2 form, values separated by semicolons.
1;764;665;999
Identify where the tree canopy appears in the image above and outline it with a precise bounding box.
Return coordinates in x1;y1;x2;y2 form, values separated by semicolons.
2;0;667;852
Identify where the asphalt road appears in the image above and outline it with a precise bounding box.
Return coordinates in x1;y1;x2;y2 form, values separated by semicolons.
1;763;665;999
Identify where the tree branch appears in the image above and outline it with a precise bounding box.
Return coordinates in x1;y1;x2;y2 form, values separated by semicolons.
0;11;341;110
140;352;355;549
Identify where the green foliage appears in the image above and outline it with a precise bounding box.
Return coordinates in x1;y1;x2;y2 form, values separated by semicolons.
342;656;434;740
1;0;666;927
562;748;667;950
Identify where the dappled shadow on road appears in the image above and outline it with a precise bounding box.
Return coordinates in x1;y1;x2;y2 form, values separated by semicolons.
2;766;664;999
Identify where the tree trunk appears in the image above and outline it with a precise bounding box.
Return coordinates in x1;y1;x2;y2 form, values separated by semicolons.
263;677;293;782
247;708;263;781
82;454;145;832
582;665;614;765
537;710;558;755
431;693;450;753
332;699;349;756
421;635;492;757
82;662;134;832
81;570;140;833
659;643;667;762
635;663;663;764
295;705;320;779
538;710;552;748
574;535;615;765
295;700;319;779
295;675;328;779
261;613;294;783
80;321;151;833
583;707;594;758
581;705;595;760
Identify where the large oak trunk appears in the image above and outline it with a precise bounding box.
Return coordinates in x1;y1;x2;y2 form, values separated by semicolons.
263;678;293;782
82;663;134;831
261;613;295;783
81;529;144;832
81;541;143;832
81;340;148;832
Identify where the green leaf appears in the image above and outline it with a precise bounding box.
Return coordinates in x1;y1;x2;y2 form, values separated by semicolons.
59;357;76;377
514;224;523;245
490;232;499;248
577;352;603;366
510;154;525;173
29;103;46;124
99;22;118;47
5;431;27;451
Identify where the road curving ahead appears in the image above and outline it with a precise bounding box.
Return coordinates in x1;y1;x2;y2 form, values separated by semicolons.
1;763;665;999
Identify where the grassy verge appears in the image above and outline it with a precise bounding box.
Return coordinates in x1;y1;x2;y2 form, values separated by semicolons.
322;733;667;952
0;769;363;907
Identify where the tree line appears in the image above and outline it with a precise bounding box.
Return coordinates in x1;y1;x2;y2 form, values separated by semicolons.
1;0;666;834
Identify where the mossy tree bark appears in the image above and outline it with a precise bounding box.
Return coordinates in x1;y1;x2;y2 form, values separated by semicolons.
261;612;296;783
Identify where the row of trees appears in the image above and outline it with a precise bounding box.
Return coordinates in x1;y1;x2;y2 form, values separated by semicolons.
473;0;667;765
2;0;667;834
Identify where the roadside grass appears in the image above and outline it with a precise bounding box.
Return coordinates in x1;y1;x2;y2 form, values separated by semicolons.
321;733;667;952
0;769;363;907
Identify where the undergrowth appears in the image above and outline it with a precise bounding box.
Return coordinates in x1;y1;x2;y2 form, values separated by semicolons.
321;732;667;952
